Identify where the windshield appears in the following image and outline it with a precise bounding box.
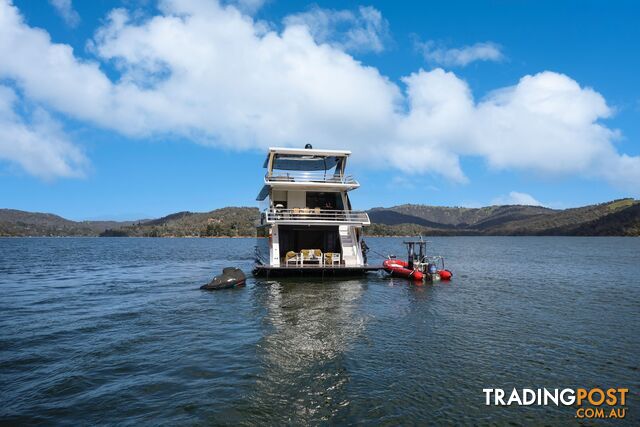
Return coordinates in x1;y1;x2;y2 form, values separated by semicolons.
270;154;344;172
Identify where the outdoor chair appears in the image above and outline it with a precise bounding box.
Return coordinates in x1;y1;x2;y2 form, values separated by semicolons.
274;204;284;220
324;252;341;266
301;249;322;265
285;251;300;266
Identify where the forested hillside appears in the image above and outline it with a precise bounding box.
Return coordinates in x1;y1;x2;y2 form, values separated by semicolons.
2;199;638;237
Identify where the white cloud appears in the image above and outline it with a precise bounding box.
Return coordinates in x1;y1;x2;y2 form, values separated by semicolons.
283;5;389;53
0;0;638;193
417;40;504;67
223;0;267;15
492;191;542;206
48;0;80;28
0;85;86;179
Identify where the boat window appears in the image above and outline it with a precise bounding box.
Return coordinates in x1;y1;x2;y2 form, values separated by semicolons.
271;154;344;172
272;190;287;208
306;192;344;210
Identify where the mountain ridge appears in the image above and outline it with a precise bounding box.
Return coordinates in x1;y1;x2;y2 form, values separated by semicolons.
1;199;638;237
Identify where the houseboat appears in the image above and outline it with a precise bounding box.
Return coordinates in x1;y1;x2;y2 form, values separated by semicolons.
253;146;376;276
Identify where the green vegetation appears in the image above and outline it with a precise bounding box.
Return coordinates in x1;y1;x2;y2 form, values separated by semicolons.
365;199;640;236
100;207;259;237
0;209;136;237
607;198;635;211
1;199;638;237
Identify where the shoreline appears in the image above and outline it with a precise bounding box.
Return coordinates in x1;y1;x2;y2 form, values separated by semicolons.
1;234;637;238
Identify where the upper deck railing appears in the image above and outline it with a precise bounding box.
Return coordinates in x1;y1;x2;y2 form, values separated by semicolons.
263;208;370;225
265;171;358;185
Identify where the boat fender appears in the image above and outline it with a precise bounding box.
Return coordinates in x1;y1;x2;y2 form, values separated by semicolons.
409;269;424;281
438;269;453;281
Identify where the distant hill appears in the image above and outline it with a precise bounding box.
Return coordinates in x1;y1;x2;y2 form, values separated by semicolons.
0;209;136;237
100;207;258;237
0;207;259;238
368;204;552;231
549;201;640;236
1;199;638;237
366;198;640;236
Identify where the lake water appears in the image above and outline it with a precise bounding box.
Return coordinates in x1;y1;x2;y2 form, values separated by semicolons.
1;237;638;425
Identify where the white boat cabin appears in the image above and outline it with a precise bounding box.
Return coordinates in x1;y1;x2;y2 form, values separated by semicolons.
255;147;370;269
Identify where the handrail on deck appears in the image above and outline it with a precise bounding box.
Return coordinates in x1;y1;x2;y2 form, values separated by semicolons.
264;208;370;225
265;171;358;185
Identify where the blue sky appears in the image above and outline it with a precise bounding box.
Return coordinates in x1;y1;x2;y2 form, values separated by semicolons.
0;0;638;220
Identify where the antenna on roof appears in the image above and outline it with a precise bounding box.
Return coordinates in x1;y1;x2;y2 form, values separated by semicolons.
304;144;313;149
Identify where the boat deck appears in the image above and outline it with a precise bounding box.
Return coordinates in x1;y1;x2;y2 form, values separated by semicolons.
253;264;384;277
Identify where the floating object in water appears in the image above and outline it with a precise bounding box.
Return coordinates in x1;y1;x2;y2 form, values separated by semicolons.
383;259;452;282
439;269;453;280
254;146;371;278
382;239;452;283
201;267;246;290
383;259;423;281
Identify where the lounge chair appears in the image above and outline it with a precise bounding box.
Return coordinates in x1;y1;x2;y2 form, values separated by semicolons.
301;249;322;265
324;252;341;266
285;251;300;266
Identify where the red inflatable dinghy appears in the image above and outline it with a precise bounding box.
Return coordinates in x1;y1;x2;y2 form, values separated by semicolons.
383;259;453;282
383;259;424;281
382;240;453;282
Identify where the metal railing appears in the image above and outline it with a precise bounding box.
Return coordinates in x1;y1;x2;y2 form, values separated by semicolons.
265;171;358;185
264;208;370;225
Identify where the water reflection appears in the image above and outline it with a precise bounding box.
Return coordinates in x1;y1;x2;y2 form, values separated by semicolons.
249;279;367;423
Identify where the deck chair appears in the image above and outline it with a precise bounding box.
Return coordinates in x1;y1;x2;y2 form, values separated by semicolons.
324;252;341;265
323;252;334;265
301;249;322;265
285;251;300;266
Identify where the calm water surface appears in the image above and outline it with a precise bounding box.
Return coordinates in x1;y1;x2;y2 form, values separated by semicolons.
1;237;639;425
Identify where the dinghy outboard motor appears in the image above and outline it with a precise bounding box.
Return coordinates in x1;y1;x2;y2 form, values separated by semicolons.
201;267;246;290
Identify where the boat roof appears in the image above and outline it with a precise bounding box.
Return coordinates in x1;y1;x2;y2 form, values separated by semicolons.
263;147;351;171
257;186;269;201
256;181;358;200
257;147;355;200
266;147;352;157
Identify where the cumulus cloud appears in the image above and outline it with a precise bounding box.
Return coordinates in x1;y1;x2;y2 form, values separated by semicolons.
48;0;80;28
492;191;542;206
0;85;86;179
0;0;638;192
284;5;389;53
417;40;504;67
224;0;267;14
